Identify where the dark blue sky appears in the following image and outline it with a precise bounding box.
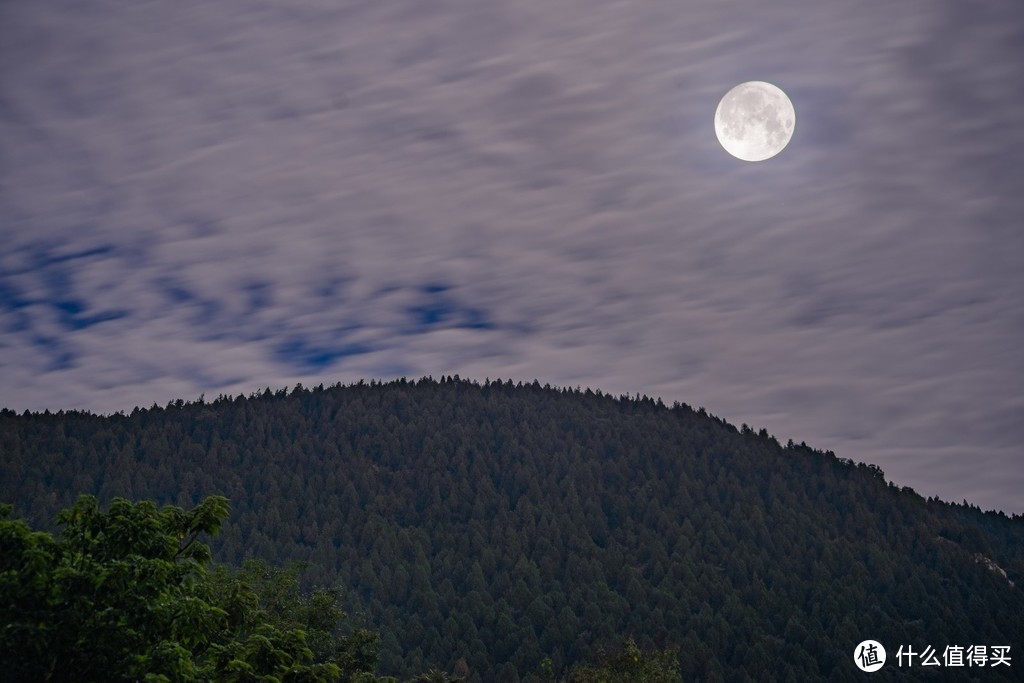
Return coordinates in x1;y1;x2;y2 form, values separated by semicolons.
2;0;1022;513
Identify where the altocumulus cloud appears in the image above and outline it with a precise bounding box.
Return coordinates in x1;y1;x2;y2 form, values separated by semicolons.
1;0;1022;512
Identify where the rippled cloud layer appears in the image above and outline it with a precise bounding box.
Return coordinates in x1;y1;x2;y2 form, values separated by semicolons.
2;0;1022;512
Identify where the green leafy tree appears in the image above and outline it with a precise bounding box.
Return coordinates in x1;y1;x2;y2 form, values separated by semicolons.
0;496;373;683
218;559;384;682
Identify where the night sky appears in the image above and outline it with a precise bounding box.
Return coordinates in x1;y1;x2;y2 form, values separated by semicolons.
2;0;1022;513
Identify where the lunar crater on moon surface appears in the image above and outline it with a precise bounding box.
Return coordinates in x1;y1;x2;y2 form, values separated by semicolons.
715;81;795;162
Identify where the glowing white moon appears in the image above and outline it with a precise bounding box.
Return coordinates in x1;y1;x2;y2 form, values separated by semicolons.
714;81;795;162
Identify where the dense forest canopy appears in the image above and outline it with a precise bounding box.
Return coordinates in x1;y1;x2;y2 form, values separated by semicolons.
2;377;1022;681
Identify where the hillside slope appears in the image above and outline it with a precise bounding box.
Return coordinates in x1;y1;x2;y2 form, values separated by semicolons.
2;377;1022;681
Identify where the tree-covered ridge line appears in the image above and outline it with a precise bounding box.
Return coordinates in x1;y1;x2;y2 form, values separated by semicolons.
2;376;1022;681
1;374;1019;515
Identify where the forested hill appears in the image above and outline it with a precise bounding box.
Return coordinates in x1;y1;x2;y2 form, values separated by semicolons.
2;377;1023;681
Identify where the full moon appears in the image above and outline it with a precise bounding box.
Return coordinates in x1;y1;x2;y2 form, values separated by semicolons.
714;81;795;162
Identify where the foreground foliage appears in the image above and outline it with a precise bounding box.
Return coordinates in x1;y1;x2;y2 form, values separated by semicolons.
0;496;388;683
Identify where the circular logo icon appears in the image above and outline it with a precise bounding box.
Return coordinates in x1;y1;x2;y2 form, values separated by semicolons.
854;640;886;672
